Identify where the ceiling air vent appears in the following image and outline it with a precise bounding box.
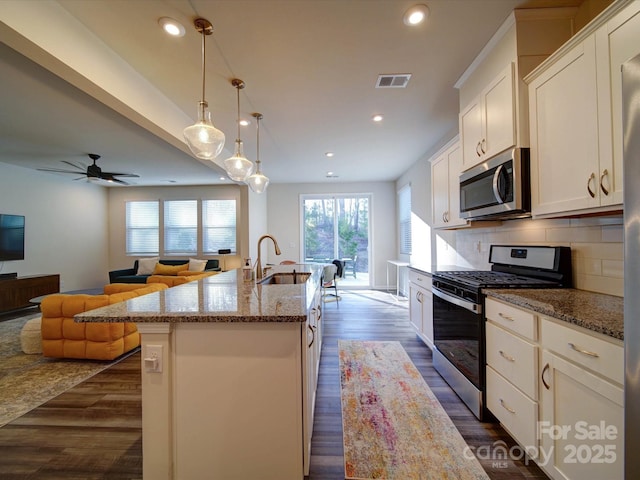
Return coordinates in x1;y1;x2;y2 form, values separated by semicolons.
375;73;411;88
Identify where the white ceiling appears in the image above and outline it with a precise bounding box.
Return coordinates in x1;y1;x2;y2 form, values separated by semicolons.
0;0;584;187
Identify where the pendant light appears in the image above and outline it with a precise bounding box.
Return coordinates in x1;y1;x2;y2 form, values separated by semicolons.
223;79;255;182
183;18;225;160
246;113;270;194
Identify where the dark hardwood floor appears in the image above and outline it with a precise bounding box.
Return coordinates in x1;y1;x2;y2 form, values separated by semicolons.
0;290;549;479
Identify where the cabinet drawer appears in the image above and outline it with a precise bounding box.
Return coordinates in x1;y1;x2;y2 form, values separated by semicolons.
486;323;538;400
408;269;431;290
486;366;539;453
540;317;623;385
485;297;537;340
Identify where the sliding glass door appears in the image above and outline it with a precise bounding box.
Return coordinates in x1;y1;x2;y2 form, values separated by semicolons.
302;194;371;287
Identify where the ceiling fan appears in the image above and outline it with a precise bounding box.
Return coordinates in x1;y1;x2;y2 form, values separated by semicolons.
37;153;140;185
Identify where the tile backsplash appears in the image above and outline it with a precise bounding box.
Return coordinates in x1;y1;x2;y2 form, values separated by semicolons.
435;215;623;297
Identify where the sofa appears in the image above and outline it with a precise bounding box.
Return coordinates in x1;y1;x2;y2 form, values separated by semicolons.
40;282;168;360
146;271;217;287
109;258;220;283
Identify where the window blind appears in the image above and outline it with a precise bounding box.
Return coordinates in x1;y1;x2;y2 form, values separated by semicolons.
164;200;198;255
203;199;237;254
398;184;412;255
125;201;159;255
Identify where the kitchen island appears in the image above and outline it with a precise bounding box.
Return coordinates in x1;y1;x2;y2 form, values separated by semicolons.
76;264;324;480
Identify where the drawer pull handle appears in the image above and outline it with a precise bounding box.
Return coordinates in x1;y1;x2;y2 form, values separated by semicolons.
542;363;551;390
568;343;599;358
499;350;515;362
498;312;514;321
499;398;516;414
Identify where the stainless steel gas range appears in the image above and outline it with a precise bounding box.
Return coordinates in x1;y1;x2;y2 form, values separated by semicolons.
431;245;572;421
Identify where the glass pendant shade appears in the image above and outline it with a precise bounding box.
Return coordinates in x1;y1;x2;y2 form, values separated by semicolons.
183;104;226;160
247;168;269;193
224;139;254;181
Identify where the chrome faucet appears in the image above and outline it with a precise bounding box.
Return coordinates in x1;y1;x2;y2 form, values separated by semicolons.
255;234;281;280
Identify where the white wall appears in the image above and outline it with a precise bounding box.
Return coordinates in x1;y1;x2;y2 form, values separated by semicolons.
0;163;109;290
247;188;268;267
107;184;247;271
267;182;396;289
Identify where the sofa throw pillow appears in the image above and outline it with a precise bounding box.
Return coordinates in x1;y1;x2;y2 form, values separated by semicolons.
153;263;188;276
137;257;159;276
188;258;208;272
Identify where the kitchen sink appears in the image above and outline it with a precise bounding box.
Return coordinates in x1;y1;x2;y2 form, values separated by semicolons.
259;272;311;285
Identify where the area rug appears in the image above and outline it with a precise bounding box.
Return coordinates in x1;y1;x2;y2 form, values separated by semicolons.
0;312;136;427
339;340;488;480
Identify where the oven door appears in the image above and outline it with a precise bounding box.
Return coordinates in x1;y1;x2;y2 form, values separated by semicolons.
432;286;483;389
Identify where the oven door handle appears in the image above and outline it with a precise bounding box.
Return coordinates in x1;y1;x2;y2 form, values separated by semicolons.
432;286;481;314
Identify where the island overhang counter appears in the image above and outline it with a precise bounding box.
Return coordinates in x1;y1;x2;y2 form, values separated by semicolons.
76;264;325;480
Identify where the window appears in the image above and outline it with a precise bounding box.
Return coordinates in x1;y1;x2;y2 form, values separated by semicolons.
398;184;412;255
126;201;159;255
125;199;237;256
203;199;237;254
164;200;198;255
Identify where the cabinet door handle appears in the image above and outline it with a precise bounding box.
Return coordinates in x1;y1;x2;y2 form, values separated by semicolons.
498;312;514;321
542;363;551;390
600;169;609;196
499;398;516;414
499;350;515;362
476;141;482;157
308;324;315;348
480;138;487;154
587;172;596;198
568;342;599;358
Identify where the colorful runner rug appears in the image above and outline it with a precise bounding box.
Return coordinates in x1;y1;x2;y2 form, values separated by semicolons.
339;340;489;479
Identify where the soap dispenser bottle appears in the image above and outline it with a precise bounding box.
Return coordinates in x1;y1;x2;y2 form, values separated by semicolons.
243;258;252;282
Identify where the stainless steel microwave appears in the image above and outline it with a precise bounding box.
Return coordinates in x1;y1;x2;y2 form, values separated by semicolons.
459;147;530;220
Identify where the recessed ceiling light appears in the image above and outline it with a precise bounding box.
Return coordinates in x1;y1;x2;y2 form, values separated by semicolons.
239;119;251;127
372;114;384;122
219;176;226;181
325;152;334;158
403;4;430;26
158;17;186;37
326;172;339;178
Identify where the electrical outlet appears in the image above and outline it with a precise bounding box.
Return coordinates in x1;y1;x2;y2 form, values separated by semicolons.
144;344;163;373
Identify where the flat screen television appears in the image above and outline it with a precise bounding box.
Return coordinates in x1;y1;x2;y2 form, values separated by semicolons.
0;214;25;261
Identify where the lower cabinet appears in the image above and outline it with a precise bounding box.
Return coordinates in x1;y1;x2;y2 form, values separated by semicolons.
408;268;433;349
485;297;623;480
303;288;322;475
539;319;623;480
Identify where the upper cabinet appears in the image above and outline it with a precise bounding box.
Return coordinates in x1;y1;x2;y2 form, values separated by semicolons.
460;63;516;171
527;1;640;217
456;8;578;172
431;137;467;229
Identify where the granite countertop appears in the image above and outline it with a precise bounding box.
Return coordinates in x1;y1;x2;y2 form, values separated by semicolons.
484;288;624;341
76;264;324;324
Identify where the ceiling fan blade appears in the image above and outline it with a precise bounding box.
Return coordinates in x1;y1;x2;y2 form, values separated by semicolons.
37;167;86;174
102;171;140;178
106;176;130;185
72;176;88;181
61;160;86;171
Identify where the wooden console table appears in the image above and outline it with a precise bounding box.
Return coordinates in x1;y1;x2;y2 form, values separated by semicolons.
0;274;60;313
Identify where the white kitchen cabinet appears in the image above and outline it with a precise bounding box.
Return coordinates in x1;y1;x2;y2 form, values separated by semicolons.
303;286;322;474
456;8;577;173
594;1;640;207
485;298;539;453
408;268;433;349
539;317;623;480
431;139;467;229
460;63;516;170
527;1;639;217
485;297;623;480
